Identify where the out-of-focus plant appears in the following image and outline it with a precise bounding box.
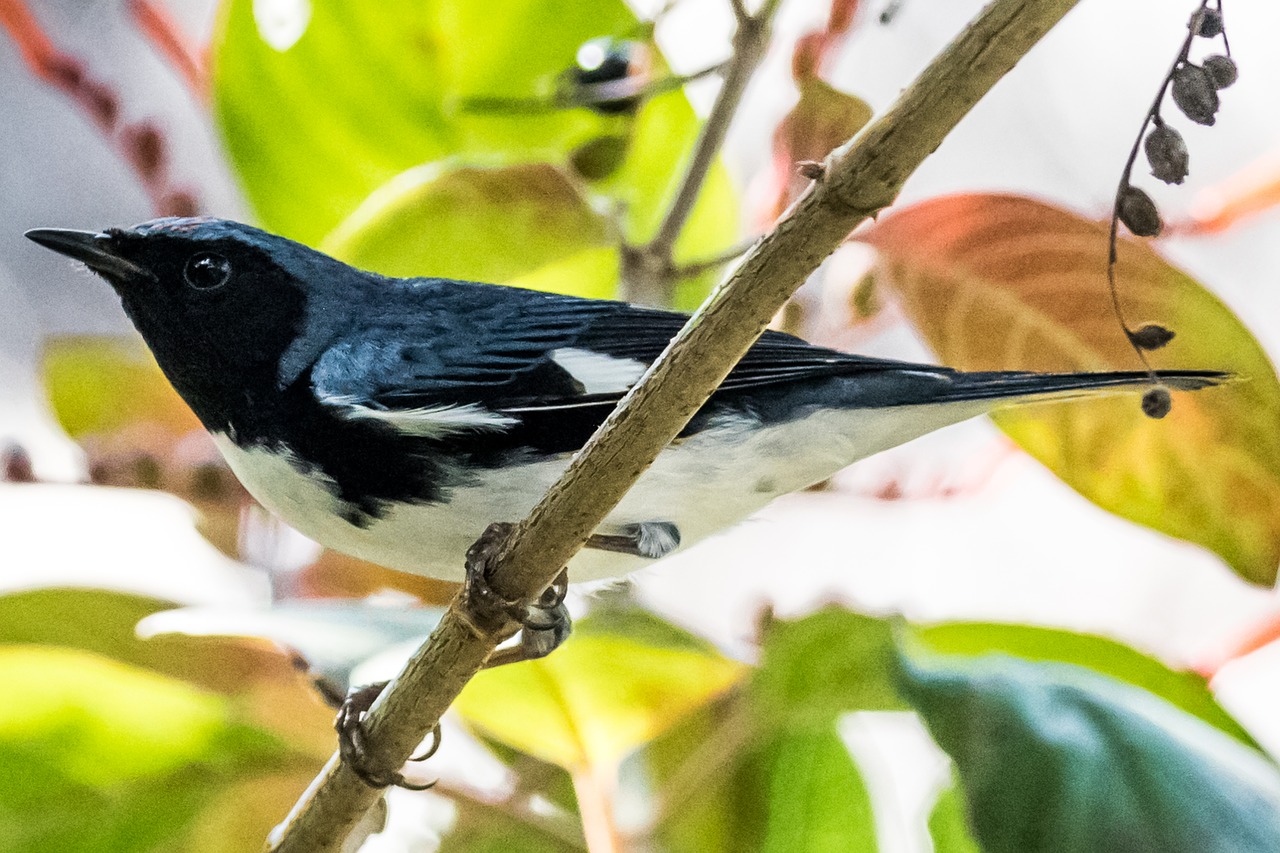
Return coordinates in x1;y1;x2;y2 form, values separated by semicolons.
3;0;1278;850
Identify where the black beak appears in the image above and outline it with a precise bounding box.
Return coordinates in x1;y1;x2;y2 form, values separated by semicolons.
25;228;154;281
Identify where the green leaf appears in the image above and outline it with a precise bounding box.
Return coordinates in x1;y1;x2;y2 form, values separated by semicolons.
212;0;738;302
899;649;1280;853
455;608;744;771
912;621;1258;748
640;610;888;851
757;726;878;853
928;780;982;853
438;798;584;853
0;646;294;853
751;607;907;723
41;336;199;439
321;161;611;285
863;194;1280;585
0;589;335;755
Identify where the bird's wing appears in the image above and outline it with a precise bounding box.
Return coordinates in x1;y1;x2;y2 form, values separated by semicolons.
310;286;943;419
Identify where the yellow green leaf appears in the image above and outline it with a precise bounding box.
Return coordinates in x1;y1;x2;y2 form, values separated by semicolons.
863;193;1280;585
41;335;199;439
456;616;744;771
322;161;611;285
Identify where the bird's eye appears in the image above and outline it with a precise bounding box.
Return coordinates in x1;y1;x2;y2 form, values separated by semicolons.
183;252;231;290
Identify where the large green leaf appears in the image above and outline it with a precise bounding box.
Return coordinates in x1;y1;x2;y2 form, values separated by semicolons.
913;621;1257;748
0;589;334;756
212;0;738;288
899;649;1280;853
321;161;612;291
0;646;296;853
863;194;1280;584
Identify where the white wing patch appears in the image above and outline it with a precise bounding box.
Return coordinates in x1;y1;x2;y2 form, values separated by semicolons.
321;395;517;437
550;348;647;394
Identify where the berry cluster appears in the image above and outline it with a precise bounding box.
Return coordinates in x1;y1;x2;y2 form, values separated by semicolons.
1107;2;1235;418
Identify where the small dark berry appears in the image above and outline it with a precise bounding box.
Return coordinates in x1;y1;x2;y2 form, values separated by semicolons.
1118;186;1163;237
1144;124;1189;185
1128;324;1176;351
1171;63;1219;126
1141;386;1172;419
1203;55;1238;90
1195;8;1224;38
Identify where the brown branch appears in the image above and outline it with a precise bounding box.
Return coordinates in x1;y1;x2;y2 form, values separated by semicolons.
621;2;778;305
265;1;1084;850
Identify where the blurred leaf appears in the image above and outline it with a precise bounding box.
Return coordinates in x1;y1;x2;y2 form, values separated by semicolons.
928;780;982;853
863;194;1280;584
0;646;299;853
752;607;907;721
505;247;620;301
0;588;333;755
455;608;743;771
439;796;583;852
757;726;878;852
642;609;886;851
213;0;735;268
913;621;1258;748
322;162;611;286
899;649;1280;853
299;549;460;605
179;773;317;853
767;77;872;219
41;335;199;439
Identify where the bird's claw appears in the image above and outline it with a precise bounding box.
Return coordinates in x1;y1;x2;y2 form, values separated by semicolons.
335;681;439;791
464;522;573;668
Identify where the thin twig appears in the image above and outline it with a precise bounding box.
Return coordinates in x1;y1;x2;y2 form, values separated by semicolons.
1105;2;1210;374
669;237;757;278
622;2;779;305
265;2;1084;850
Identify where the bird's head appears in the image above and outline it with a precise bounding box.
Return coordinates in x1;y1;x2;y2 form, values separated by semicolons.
26;217;359;425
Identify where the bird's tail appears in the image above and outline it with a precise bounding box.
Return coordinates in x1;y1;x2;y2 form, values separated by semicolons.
937;369;1229;405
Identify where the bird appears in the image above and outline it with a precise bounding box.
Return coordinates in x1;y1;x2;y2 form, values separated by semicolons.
27;217;1226;586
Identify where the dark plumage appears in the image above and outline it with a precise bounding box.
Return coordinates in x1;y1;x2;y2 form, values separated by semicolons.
26;218;1226;580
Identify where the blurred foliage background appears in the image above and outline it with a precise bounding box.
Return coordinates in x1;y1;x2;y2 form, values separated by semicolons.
4;0;1280;851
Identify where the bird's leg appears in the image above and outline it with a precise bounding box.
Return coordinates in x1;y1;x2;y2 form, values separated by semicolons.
334;681;440;790
586;521;681;559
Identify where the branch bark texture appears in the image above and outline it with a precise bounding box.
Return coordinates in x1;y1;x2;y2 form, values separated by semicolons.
267;1;1081;849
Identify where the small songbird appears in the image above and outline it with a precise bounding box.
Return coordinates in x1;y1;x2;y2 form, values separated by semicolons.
28;218;1225;584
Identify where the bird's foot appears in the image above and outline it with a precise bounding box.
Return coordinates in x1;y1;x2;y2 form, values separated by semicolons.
335;681;441;790
464;522;573;669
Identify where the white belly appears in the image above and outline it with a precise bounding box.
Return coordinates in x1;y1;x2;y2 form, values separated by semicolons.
212;400;990;582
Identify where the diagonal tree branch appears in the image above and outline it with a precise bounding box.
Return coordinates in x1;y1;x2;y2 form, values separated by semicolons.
266;1;1083;849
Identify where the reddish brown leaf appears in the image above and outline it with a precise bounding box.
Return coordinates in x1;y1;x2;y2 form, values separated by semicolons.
862;193;1280;585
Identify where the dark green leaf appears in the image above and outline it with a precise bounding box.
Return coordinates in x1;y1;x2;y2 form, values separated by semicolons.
912;621;1259;748
899;650;1280;853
